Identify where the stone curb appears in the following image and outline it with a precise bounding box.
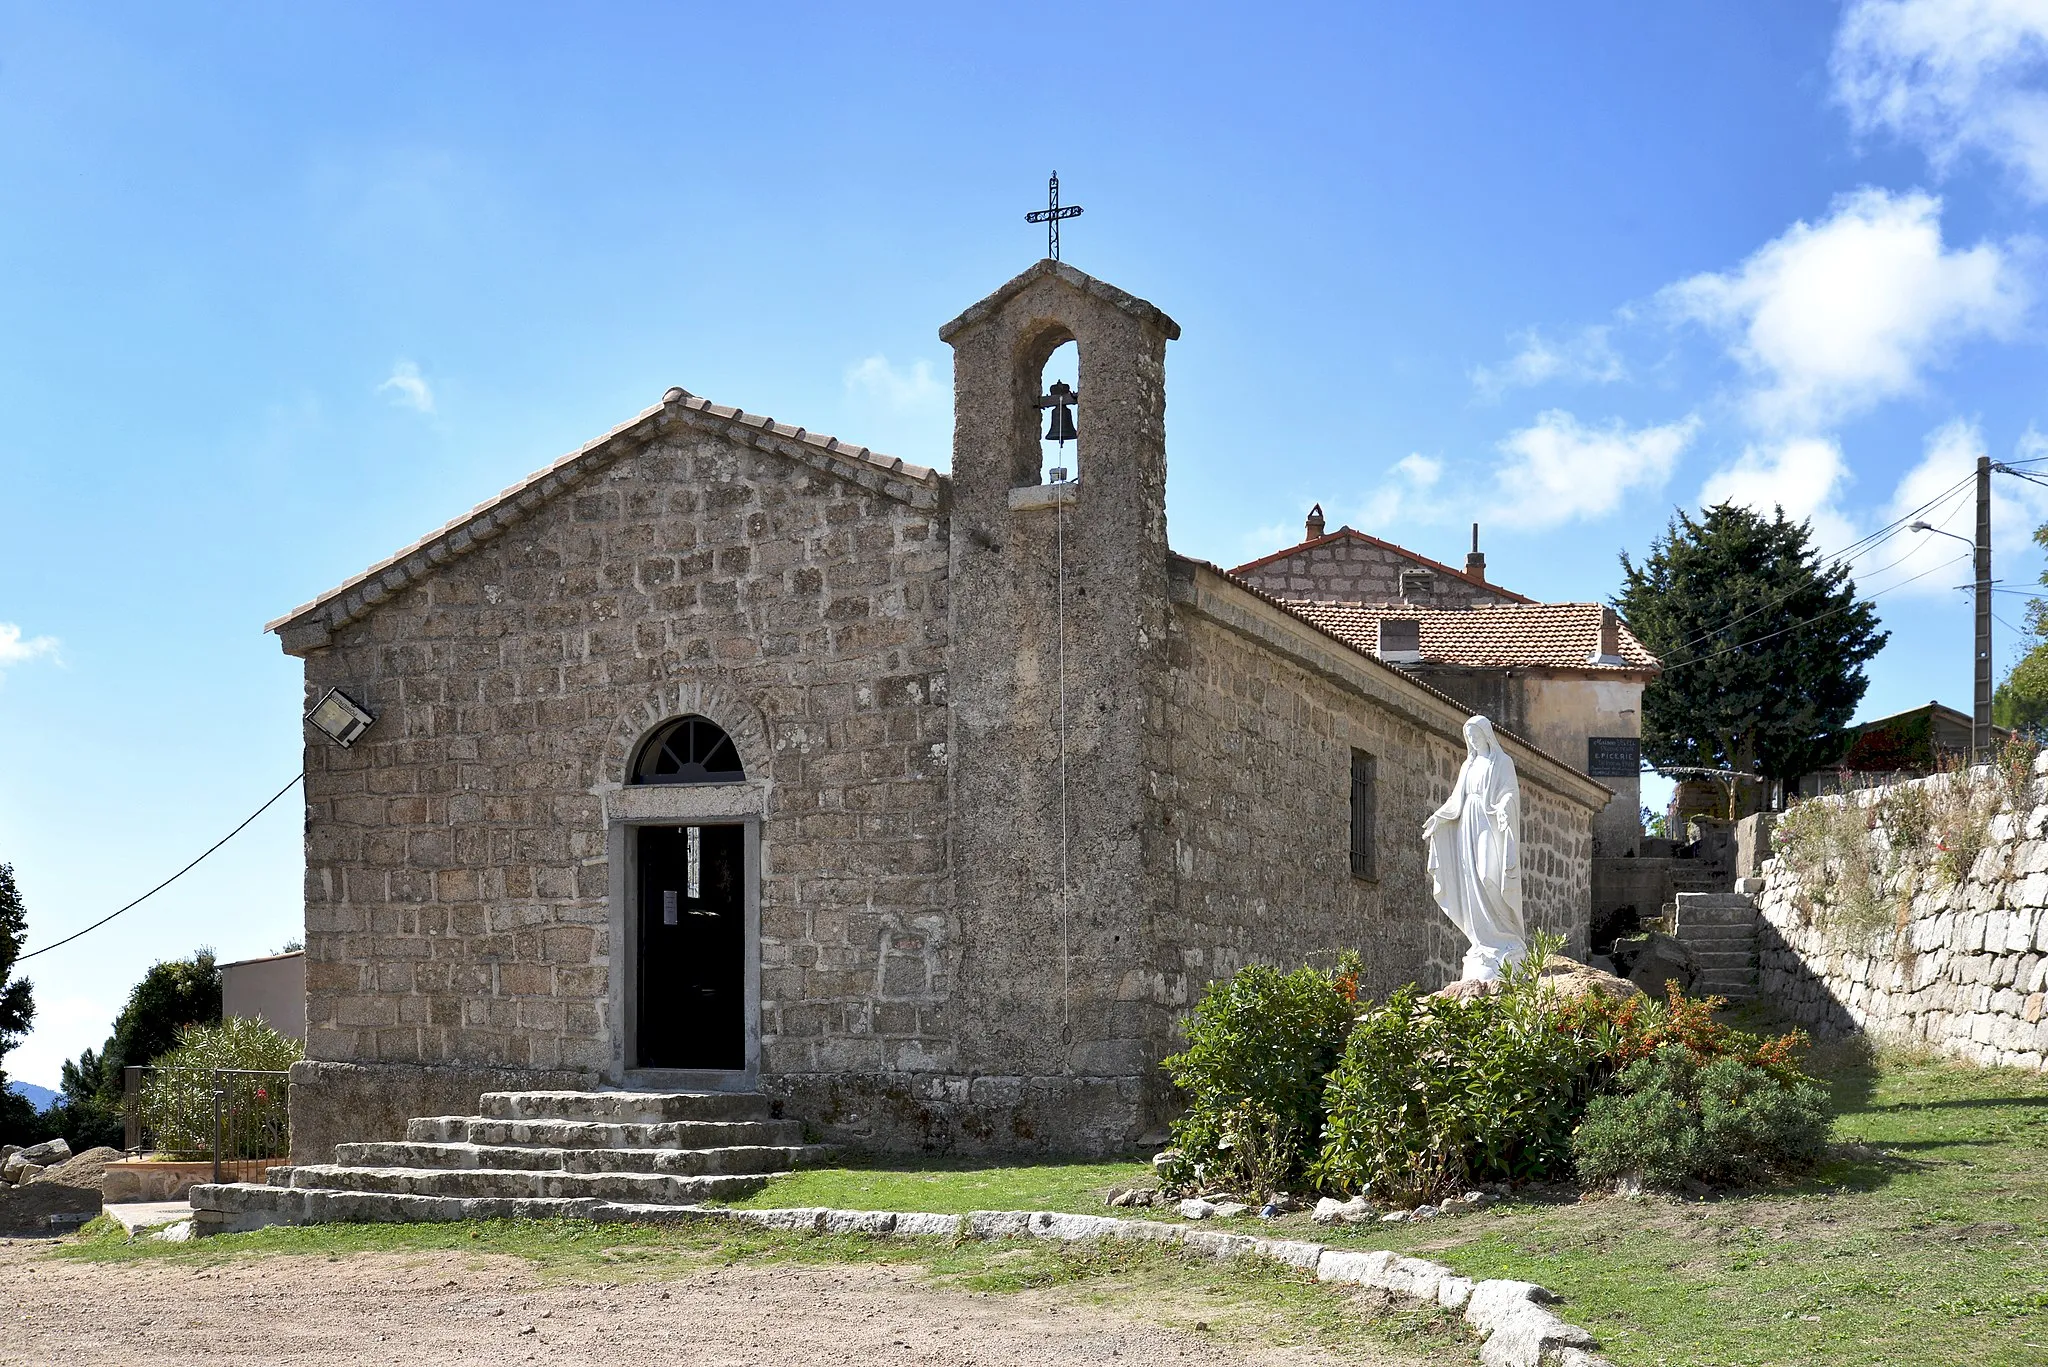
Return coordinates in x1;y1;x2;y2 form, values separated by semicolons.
665;1205;1610;1367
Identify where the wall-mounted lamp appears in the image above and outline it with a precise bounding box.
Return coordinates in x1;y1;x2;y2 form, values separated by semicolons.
305;688;375;748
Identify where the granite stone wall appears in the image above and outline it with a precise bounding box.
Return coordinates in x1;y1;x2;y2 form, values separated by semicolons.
1235;535;1519;609
1152;563;1598;1009
294;414;952;1082
1757;763;2048;1071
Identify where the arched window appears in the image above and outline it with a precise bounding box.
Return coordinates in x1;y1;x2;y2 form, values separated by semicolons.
630;715;745;785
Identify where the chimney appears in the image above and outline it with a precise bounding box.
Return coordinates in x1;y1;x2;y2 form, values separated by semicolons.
1592;606;1624;664
1466;523;1486;582
1376;617;1422;663
1306;503;1326;541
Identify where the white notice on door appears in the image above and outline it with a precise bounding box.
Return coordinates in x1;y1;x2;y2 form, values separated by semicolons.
662;890;678;926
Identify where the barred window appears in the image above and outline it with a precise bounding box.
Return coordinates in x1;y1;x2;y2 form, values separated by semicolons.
1350;750;1377;880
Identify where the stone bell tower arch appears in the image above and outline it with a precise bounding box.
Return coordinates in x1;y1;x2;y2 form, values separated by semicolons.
938;260;1180;1141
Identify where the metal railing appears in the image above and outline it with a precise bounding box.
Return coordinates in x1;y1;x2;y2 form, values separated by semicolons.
122;1065;291;1181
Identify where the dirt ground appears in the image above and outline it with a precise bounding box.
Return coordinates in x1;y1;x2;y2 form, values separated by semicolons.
0;1240;1435;1366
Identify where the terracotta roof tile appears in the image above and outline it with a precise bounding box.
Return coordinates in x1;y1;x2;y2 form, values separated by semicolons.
1283;601;1660;674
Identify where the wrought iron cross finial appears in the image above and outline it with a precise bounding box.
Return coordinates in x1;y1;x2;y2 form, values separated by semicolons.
1025;171;1083;262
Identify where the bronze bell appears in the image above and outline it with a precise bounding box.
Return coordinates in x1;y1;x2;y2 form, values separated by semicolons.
1043;381;1078;444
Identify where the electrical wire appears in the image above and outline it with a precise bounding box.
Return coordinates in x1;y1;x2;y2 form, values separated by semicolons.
1660;550;1972;675
17;771;305;961
1650;472;1977;665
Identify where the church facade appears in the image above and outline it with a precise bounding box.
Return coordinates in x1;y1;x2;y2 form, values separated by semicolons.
271;261;1613;1159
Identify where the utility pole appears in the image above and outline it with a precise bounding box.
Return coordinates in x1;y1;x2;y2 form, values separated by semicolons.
1976;452;1993;760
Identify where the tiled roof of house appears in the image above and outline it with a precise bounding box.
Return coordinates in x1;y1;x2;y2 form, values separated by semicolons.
1229;526;1535;604
267;387;940;640
1283;600;1661;675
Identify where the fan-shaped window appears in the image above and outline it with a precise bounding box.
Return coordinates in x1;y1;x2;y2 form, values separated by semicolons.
630;715;745;785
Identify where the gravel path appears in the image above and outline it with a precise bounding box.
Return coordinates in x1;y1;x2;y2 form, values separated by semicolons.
0;1240;1430;1366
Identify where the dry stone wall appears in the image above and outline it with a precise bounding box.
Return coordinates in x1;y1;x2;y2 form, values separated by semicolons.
1757;759;2048;1070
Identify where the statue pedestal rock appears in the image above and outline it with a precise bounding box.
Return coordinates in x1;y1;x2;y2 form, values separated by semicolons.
1424;716;1530;983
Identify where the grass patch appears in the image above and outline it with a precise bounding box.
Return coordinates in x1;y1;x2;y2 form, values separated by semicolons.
1296;1042;2048;1367
728;1155;1156;1215
51;1213;1471;1361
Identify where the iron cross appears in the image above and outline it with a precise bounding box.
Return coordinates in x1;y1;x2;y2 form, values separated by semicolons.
1026;171;1083;262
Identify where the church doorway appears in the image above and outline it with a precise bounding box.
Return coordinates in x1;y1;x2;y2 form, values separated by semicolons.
634;823;746;1071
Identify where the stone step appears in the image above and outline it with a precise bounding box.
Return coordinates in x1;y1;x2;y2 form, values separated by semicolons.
1688;949;1759;970
478;1090;774;1124
335;1139;830;1177
406;1115;803;1150
1674;907;1760;929
1673;923;1757;944
284;1162;777;1204
190;1181;700;1234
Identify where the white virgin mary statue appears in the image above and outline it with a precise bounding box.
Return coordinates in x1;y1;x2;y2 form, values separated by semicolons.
1423;715;1529;982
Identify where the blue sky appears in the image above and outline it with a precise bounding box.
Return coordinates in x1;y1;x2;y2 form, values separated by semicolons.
3;2;2046;1085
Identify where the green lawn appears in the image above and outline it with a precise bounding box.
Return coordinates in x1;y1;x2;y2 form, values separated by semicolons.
729;1043;2048;1367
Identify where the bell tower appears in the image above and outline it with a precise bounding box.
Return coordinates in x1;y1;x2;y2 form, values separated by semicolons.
939;260;1180;1137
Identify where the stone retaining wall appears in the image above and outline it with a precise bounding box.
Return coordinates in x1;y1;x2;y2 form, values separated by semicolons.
1756;759;2048;1070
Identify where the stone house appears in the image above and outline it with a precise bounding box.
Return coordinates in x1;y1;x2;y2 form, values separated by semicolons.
269;260;1612;1159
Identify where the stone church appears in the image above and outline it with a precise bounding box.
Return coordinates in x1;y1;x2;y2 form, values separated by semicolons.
269;260;1614;1160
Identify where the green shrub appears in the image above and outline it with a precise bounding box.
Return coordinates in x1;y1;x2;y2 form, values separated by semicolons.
1311;939;1606;1203
1160;957;1360;1192
139;1017;302;1157
1572;1045;1831;1190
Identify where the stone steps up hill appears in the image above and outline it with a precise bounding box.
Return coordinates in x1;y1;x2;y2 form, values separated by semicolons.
1673;892;1761;1001
190;1090;826;1235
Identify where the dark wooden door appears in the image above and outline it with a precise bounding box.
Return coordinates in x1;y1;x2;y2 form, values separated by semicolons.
635;824;745;1070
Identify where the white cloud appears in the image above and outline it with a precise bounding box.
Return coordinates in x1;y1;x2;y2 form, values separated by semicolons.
1835;0;2048;201
844;355;945;409
377;360;434;413
1471;326;1626;398
1356;453;1444;528
1487;410;1701;529
1698;436;1862;555
0;622;59;672
1868;418;2048;597
1662;188;2024;430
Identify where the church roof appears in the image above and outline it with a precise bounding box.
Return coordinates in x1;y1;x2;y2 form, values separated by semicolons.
938;259;1181;343
1281;600;1661;675
1229;526;1534;604
266;388;941;644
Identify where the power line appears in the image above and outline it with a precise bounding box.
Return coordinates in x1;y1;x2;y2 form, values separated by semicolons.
17;771;305;962
1660;550;1971;675
1651;472;1977;665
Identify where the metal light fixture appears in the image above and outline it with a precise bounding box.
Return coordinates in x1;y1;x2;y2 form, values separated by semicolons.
305;688;375;748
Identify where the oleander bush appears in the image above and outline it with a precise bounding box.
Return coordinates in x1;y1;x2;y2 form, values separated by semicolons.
1159;956;1360;1193
1572;1045;1832;1190
139;1016;302;1157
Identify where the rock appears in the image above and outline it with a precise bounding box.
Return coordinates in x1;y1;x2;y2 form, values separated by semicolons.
1610;932;1697;999
1176;1198;1217;1220
1209;1201;1250;1219
1;1156;40;1185
1105;1187;1132;1207
18;1139;70;1167
32;1147;121;1192
1410;1204;1439;1220
1312;1195;1375;1225
1151;1150;1179;1171
1378;1209;1410;1223
1536;955;1643;1004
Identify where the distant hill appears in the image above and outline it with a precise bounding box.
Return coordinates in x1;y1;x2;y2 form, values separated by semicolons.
7;1082;57;1112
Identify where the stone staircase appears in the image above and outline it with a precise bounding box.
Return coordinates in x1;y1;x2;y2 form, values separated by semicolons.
191;1089;829;1235
1671;892;1761;1001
